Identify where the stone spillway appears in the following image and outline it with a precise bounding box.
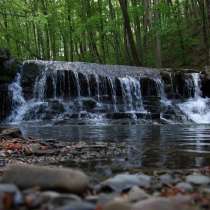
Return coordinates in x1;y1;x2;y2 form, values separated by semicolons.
2;60;210;124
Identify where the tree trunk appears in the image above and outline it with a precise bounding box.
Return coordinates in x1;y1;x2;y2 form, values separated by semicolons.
154;0;162;67
131;0;144;64
118;0;141;66
199;0;210;65
108;0;121;64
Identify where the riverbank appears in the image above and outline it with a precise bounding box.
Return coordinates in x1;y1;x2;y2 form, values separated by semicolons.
0;127;209;209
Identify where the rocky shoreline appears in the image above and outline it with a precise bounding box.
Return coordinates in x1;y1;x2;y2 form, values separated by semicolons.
0;127;209;210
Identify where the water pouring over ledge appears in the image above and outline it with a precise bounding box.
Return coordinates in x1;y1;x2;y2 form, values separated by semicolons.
4;60;210;124
178;73;210;124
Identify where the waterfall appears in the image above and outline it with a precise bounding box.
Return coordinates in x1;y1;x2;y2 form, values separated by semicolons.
192;73;202;98
6;60;210;124
9;73;25;107
178;73;210;124
8;73;26;122
118;77;144;112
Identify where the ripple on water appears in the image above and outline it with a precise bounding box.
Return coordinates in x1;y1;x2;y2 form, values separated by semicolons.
12;123;210;170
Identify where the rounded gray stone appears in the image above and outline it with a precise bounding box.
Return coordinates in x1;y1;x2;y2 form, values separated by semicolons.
186;174;210;185
1;165;89;194
176;182;193;192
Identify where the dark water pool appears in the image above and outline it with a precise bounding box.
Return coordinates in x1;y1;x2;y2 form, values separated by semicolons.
17;121;210;170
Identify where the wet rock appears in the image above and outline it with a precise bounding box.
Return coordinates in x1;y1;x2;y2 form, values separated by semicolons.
128;186;150;203
0;49;18;120
186;174;210;185
106;113;135;119
176;182;193;193
48;100;65;113
21;61;41;99
160;174;174;185
133;195;193;210
80;98;97;110
0;85;12;121
0;184;23;209
0;128;22;138
98;174;151;193
140;78;159;97
78;73;90;97
0;48;18;85
142;96;160;117
201;70;210;98
0;48;10;62
1;165;89;194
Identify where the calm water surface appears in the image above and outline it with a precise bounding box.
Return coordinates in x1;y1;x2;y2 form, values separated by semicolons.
17;121;210;170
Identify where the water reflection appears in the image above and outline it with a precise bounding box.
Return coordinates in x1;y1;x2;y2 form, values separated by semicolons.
19;122;210;170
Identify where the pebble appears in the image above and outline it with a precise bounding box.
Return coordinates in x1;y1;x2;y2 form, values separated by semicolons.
1;165;89;194
176;182;193;193
160;174;174;185
128;186;150;203
137;174;151;189
99;173;151;193
186;174;210;185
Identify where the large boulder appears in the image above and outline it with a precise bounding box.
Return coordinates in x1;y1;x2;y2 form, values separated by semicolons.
201;67;210;97
1;165;89;194
0;84;12;121
160;70;195;99
21;62;41;99
0;48;19;85
0;49;19;121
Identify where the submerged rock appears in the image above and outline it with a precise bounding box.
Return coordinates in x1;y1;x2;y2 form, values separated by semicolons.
1;165;89;194
82;98;97;110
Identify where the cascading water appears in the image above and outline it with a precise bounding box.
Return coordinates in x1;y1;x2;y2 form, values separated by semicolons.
7;62;151;123
178;73;210;124
6;60;210;124
8;73;27;122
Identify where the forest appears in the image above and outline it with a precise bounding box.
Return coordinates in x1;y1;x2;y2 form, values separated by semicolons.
0;0;210;68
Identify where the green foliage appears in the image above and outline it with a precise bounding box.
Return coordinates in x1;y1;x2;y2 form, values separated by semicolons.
0;0;209;68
